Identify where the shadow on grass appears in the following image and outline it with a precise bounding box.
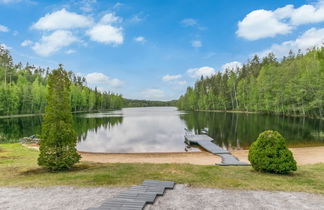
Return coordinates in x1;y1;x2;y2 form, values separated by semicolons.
0;156;20;160
20;163;94;175
249;168;300;177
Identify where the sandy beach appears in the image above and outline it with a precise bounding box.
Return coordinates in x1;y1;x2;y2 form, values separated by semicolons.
80;146;324;165
24;144;324;165
80;151;222;165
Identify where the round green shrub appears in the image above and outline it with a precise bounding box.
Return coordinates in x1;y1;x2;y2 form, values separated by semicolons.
248;130;297;174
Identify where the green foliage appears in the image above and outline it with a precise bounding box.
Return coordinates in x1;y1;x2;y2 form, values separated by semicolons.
2;144;324;193
124;99;176;107
38;67;80;171
0;46;123;116
177;47;324;118
248;130;297;174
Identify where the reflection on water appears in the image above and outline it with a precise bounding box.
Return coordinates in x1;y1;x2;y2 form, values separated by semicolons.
0;116;42;143
0;107;324;152
182;111;324;150
76;107;194;153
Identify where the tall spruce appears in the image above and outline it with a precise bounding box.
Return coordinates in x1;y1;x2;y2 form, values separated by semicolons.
38;65;80;171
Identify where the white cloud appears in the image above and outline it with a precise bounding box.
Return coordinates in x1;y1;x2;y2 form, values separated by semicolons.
86;24;123;45
141;89;165;100
32;30;78;56
187;66;216;78
176;80;187;85
237;0;324;40
100;13;121;24
21;40;33;47
113;2;123;9
237;9;292;40
181;18;197;27
85;72;110;83
162;74;187;87
162;74;182;81
0;24;9;32
0;43;11;50
129;15;142;23
222;61;242;71
290;1;324;25
191;40;202;48
134;36;145;43
32;8;92;30
0;0;21;3
65;49;76;54
109;78;123;87
85;72;123;88
258;27;324;58
80;0;96;12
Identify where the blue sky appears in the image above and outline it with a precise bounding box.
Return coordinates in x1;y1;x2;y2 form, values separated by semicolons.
1;0;324;100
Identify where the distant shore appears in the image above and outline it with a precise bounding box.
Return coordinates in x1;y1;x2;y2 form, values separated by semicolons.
196;109;258;114
195;109;324;120
0;109;116;119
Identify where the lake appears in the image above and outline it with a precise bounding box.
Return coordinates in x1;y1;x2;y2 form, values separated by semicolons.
1;107;324;153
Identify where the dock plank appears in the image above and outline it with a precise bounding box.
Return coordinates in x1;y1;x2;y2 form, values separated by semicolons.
88;180;175;210
185;131;250;166
197;140;230;154
142;180;175;189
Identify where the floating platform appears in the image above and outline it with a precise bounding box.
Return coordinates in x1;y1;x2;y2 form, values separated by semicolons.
88;180;175;210
185;130;250;166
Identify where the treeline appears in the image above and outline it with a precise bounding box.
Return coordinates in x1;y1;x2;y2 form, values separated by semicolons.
0;46;123;116
124;99;176;107
177;47;324;118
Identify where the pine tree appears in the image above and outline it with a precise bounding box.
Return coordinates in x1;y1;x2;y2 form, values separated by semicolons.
38;65;80;171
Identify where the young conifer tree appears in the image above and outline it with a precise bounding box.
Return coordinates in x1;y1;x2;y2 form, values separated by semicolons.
38;65;80;171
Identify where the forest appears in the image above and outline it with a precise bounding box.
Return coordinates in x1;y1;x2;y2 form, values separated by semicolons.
0;46;123;116
124;99;176;107
177;47;324;118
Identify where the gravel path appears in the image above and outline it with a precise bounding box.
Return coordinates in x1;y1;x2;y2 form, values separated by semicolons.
0;187;126;210
1;185;324;210
146;184;324;210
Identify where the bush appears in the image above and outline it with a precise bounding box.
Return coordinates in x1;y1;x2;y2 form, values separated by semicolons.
38;66;80;171
248;130;297;174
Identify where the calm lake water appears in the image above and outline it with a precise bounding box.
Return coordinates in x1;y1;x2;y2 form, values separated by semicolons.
1;107;324;153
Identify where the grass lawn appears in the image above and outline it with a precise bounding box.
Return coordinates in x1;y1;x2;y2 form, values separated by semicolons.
1;143;324;194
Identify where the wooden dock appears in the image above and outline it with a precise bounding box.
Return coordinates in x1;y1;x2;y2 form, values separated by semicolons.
88;180;175;210
185;130;250;166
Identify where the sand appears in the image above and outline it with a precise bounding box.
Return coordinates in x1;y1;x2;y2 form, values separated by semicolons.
80;146;324;165
80;151;222;165
232;146;324;165
23;144;324;165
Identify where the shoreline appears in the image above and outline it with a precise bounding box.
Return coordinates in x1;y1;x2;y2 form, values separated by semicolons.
23;144;324;166
0;109;117;119
194;109;324;120
80;146;324;166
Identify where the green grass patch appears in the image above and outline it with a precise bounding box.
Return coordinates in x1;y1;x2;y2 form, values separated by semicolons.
1;144;324;193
